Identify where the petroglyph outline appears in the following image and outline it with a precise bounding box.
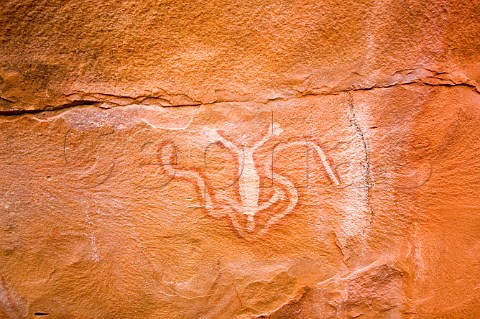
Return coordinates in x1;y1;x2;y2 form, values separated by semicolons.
158;122;342;238
63;127;116;189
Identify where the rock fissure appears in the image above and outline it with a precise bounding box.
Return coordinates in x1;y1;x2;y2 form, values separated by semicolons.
347;92;374;226
0;75;478;117
0;100;99;116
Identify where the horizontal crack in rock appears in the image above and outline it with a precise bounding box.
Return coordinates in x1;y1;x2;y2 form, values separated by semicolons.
0;75;477;116
0;100;99;116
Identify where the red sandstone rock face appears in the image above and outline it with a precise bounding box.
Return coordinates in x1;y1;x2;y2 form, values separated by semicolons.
1;1;480;318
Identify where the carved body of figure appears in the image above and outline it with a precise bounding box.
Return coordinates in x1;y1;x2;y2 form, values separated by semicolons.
159;123;340;238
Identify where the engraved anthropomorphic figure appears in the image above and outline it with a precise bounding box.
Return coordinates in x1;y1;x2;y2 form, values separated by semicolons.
159;123;340;238
202;123;285;232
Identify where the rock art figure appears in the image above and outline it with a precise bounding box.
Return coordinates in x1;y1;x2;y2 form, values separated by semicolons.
159;123;340;238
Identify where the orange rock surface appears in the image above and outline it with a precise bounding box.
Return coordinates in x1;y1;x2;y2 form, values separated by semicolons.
1;1;479;318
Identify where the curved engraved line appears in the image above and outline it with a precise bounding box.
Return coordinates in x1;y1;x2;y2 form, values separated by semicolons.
271;139;341;185
216;192;242;211
128;137;179;189
159;141;231;218
216;194;256;236
256;153;286;212
332;161;355;189
63;128;115;189
203;142;245;190
69;162;116;189
137;163;178;190
63;128;116;188
216;184;283;235
258;172;299;238
63;128;115;163
322;140;352;152
252;124;275;150
248;146;299;237
215;193;251;233
164;166;211;208
228;212;251;238
160;158;231;218
217;190;281;213
139;142;179;190
257;186;283;211
267;137;310;188
392;163;433;190
140;141;155;154
310;142;340;185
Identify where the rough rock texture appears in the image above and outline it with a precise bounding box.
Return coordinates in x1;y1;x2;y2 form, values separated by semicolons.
1;1;479;318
